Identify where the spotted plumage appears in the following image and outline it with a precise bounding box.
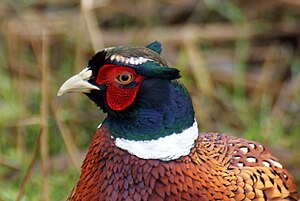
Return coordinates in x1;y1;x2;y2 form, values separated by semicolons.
58;42;299;200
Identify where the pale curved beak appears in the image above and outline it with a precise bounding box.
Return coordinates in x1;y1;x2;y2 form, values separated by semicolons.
57;68;100;96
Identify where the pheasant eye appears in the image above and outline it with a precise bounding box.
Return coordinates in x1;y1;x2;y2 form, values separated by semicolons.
116;73;133;84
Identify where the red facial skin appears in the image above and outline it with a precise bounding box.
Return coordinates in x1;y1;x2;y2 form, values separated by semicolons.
96;64;144;111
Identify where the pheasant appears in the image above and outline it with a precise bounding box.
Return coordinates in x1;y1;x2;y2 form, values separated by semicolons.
58;42;299;201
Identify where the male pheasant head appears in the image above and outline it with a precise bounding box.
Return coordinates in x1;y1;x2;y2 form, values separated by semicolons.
58;41;180;113
58;42;197;160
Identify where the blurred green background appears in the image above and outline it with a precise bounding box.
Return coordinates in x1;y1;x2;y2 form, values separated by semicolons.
0;0;299;200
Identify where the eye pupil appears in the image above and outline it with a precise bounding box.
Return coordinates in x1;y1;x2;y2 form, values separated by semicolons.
116;73;133;84
121;74;129;82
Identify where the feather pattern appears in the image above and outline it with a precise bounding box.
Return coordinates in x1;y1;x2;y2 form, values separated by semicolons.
67;126;299;201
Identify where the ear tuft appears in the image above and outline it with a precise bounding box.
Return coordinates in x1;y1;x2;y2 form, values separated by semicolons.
145;41;162;54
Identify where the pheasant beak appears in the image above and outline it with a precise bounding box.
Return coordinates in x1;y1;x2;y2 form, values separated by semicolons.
57;68;100;96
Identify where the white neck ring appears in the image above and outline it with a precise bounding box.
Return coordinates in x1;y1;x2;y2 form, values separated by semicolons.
114;121;199;161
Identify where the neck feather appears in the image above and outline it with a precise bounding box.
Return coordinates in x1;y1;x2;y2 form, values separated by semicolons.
115;120;199;161
103;79;195;141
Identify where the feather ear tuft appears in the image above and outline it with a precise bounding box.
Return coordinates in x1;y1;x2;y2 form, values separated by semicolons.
145;41;162;54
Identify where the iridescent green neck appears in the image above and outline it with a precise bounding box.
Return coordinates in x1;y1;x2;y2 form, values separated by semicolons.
103;79;195;141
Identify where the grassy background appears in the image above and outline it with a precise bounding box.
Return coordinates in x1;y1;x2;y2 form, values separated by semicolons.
0;0;299;200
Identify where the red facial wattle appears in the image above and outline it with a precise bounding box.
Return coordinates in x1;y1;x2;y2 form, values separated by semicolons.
96;64;144;111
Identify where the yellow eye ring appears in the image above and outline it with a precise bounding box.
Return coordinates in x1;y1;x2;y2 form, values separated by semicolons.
116;73;133;84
